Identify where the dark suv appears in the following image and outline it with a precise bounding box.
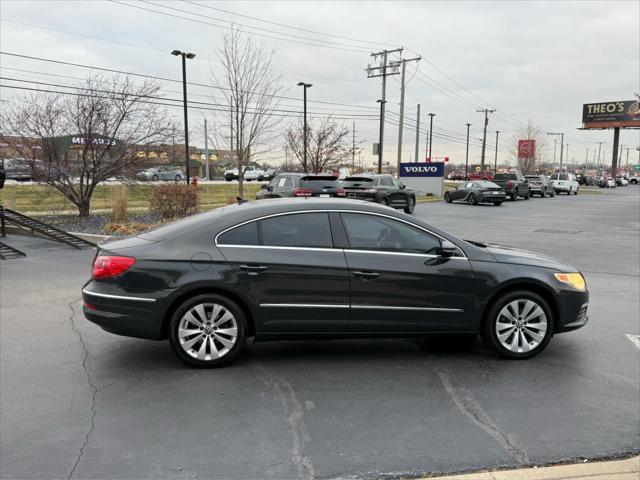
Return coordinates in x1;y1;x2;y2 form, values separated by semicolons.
342;174;416;213
294;175;346;198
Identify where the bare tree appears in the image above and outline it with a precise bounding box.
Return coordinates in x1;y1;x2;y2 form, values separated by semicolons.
1;74;172;216
209;28;284;197
286;117;351;174
511;122;548;174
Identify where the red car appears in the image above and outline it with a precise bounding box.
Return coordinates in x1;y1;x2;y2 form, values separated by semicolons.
466;170;494;181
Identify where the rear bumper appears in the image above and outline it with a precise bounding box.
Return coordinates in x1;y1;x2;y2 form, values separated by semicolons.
478;193;506;202
82;285;165;340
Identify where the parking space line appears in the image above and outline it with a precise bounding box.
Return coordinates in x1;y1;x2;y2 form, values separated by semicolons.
624;334;640;351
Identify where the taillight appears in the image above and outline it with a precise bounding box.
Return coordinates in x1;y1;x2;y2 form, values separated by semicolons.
507;181;513;189
293;188;313;197
92;255;136;279
335;188;346;197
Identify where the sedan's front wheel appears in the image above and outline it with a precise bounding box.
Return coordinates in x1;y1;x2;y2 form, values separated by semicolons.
483;290;553;359
404;196;415;214
168;294;247;368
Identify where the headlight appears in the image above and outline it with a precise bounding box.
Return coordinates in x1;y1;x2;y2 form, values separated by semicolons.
554;273;586;291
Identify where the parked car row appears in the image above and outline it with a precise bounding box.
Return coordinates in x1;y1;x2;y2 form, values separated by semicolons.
256;172;417;214
444;172;584;207
224;166;281;182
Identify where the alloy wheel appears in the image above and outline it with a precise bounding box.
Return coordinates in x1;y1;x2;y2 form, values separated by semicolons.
494;299;548;354
177;303;238;361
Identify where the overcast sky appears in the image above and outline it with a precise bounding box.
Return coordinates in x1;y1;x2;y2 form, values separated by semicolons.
1;0;638;168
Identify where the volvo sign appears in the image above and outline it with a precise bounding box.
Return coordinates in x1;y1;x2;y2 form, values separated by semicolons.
399;162;444;195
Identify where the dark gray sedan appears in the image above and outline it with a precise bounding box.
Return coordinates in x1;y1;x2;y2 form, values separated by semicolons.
82;198;589;367
444;181;506;206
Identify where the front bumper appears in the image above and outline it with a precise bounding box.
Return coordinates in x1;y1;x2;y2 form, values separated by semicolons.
555;289;589;333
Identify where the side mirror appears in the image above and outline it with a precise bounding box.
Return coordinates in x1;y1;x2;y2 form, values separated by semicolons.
440;240;458;257
399;183;406;189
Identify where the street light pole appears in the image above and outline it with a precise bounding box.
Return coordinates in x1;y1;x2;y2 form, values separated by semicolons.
465;123;471;180
297;82;312;173
494;130;499;174
171;50;196;184
428;113;435;160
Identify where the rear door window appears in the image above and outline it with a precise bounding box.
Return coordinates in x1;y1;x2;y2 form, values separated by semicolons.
260;213;333;248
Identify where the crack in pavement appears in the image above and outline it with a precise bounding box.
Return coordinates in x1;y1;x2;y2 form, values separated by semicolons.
253;364;315;480
434;364;530;465
66;298;98;480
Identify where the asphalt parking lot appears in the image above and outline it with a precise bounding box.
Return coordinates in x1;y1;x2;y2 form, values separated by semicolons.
1;187;638;479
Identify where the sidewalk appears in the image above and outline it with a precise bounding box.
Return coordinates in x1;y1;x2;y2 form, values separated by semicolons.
426;455;639;479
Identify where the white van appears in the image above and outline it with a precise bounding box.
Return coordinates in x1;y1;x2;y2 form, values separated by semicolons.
549;173;579;195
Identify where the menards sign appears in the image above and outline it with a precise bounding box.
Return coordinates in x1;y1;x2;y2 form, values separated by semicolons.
582;98;640;129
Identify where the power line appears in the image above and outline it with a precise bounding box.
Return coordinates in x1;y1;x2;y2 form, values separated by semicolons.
0;51;378;110
181;0;391;48
109;0;370;53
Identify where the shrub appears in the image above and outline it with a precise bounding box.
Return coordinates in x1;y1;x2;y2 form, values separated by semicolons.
149;184;198;220
110;186;128;223
104;222;160;235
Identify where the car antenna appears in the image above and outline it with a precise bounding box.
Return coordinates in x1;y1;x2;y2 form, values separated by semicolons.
236;197;249;205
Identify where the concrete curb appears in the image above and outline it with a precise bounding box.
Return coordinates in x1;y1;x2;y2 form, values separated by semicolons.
424;455;639;480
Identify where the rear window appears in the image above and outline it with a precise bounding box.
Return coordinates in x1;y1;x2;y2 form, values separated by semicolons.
299;176;339;189
343;177;374;187
558;174;568;180
493;173;516;180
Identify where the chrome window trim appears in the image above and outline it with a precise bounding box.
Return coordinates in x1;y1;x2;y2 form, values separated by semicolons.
214;209;468;259
82;288;156;303
218;245;340;253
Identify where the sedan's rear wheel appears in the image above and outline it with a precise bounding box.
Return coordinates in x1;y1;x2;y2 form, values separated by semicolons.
379;197;389;206
444;192;452;203
483;290;553;359
168;294;246;368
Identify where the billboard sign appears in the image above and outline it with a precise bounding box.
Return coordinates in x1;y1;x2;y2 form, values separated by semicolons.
399;162;444;177
518;139;536;159
582;99;640;129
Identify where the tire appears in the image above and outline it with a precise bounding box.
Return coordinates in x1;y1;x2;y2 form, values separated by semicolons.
574;188;578;195
524;193;530;200
568;188;572;195
492;201;503;206
468;193;478;205
549;189;555;197
168;294;247;368
482;290;554;359
152;174;159;181
175;175;182;182
631;179;638;185
403;196;415;214
510;189;517;201
379;197;389;206
444;192;452;203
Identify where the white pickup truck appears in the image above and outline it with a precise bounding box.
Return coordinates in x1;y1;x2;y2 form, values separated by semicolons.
224;165;266;182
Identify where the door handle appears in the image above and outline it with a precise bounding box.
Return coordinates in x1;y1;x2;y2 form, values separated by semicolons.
239;264;268;274
352;271;379;279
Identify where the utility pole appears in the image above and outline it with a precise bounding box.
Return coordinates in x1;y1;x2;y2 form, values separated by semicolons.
396;56;421;173
428;113;436;161
204;118;209;180
552;139;557;170
585;148;589;169
477;108;496;171
376;99;387;173
465;123;471;180
414;104;420;163
596;141;605;170
494;131;499;174
366;47;403;172
547;132;564;171
566;143;569;169
611;127;620;176
171;49;196;184
297;82;312;173
352;121;356;170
